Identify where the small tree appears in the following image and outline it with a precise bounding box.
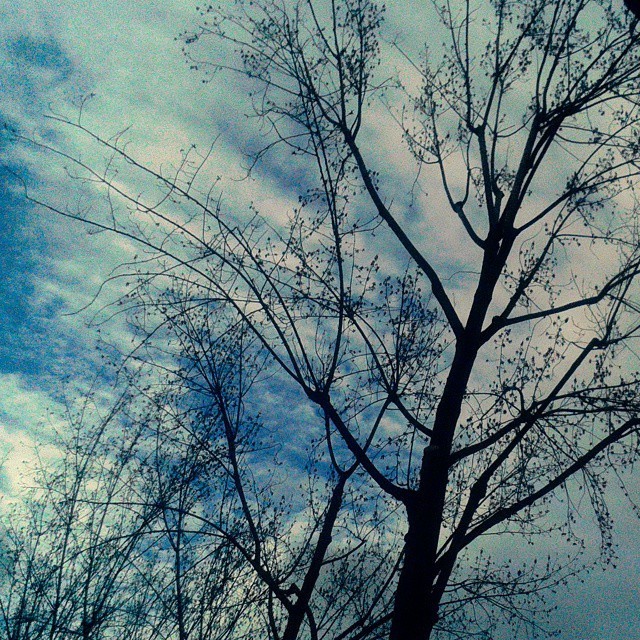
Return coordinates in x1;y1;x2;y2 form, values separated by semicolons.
0;395;161;640
114;295;400;640
19;0;640;638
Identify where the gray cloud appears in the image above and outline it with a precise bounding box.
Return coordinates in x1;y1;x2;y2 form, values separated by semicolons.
1;1;638;639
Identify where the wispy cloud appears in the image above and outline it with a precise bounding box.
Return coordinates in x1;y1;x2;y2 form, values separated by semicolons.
1;2;640;638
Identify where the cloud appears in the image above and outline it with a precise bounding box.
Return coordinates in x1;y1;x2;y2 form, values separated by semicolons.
1;1;640;638
0;374;66;496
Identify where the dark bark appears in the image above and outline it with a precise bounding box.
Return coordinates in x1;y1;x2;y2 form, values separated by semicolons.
387;454;446;640
625;0;640;20
389;338;481;639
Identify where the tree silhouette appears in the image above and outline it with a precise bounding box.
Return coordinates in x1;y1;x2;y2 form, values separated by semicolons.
13;0;640;638
624;0;640;19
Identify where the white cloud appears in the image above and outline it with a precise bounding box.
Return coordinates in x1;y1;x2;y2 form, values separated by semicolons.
0;374;66;496
2;1;640;638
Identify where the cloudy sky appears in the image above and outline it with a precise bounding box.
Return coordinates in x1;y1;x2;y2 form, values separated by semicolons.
1;1;639;638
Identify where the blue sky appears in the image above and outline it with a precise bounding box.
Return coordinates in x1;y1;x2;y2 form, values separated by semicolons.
1;1;639;638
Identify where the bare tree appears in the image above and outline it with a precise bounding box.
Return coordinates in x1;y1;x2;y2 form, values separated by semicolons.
0;395;163;640
15;0;640;638
115;299;400;640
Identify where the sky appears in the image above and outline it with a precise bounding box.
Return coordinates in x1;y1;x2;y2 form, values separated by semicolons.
1;1;639;639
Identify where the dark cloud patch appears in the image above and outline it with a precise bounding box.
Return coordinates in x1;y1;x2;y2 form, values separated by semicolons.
216;112;320;203
7;34;73;80
0;166;42;375
0;159;99;379
1;32;91;121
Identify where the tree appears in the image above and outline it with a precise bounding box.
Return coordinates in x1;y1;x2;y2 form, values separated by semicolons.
0;394;161;640
107;289;400;640
17;0;640;638
624;0;640;20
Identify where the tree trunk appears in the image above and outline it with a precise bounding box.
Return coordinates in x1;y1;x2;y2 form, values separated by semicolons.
390;339;480;639
388;447;448;640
